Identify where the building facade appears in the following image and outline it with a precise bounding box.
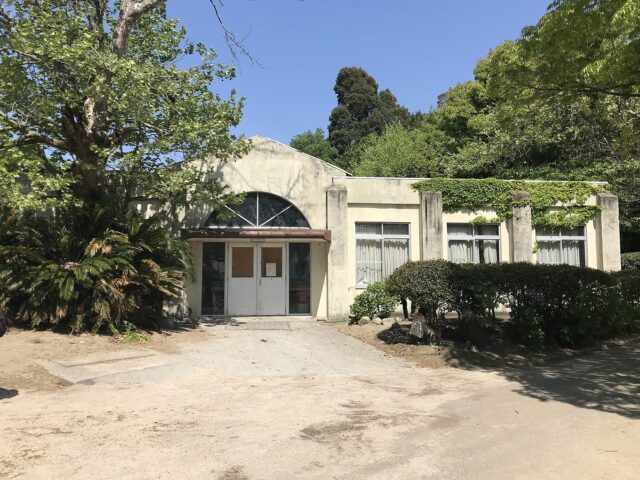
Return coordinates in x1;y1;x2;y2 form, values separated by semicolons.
171;136;621;320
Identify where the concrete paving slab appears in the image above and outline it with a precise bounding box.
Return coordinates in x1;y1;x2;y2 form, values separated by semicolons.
37;349;177;384
225;321;292;330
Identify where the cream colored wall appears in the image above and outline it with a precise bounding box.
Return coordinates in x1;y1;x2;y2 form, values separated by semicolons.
184;136;346;230
344;205;420;304
311;242;328;319
333;177;421;205
131;143;612;318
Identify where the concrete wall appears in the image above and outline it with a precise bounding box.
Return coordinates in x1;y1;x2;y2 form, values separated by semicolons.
144;140;619;319
185;136;347;230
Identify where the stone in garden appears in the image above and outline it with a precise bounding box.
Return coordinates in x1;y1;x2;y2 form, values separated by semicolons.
372;317;383;325
358;316;371;325
409;317;425;338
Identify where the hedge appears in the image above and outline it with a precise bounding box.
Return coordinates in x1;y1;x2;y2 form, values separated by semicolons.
621;252;640;270
386;261;640;349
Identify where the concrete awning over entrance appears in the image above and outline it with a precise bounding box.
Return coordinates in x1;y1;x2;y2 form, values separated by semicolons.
182;228;331;242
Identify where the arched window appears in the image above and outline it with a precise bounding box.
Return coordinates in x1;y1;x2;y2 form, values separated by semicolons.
205;192;310;228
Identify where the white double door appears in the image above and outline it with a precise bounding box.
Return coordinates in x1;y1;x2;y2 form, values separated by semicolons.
227;243;286;316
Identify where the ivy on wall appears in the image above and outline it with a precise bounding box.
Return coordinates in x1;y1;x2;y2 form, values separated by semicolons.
412;178;607;229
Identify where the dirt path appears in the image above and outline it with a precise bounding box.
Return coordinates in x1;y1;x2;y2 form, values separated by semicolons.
1;322;639;479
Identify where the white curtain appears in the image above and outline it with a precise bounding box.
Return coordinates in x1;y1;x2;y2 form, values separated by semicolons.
562;240;583;266
383;239;409;278
356;239;382;287
448;224;473;237
356;223;382;235
537;241;562;264
449;240;474;263
479;240;499;264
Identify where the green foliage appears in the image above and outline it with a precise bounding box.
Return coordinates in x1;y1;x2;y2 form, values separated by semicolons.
349;282;397;320
328;67;412;169
486;0;640;101
354;123;447;177
388;261;638;350
290;129;339;163
119;330;152;344
342;32;640;236
621;252;640;270
412;178;605;229
386;260;457;321
0;1;249;332
0;0;249;213
0;206;192;333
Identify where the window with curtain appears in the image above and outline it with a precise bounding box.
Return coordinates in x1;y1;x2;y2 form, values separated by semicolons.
447;224;500;264
536;227;586;267
355;223;410;288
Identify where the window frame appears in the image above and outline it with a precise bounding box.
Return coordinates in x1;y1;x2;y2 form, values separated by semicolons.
355;222;411;289
536;226;587;266
447;223;501;264
206;192;310;229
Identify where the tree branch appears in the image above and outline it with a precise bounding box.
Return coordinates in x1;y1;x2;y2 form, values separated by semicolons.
208;0;261;66
110;0;164;57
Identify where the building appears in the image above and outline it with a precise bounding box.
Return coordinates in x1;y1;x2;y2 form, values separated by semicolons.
167;136;621;320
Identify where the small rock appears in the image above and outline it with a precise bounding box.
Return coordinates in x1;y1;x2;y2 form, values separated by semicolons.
372;317;383;325
358;316;371;325
601;344;609;350
470;345;479;353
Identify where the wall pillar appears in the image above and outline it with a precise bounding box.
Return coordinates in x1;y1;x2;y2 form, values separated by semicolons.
326;185;349;321
420;191;443;260
511;191;533;263
596;193;622;271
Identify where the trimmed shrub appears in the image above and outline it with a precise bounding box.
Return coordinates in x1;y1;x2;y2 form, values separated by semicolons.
387;260;639;350
349;282;397;321
498;263;622;348
386;260;457;321
621;252;640;270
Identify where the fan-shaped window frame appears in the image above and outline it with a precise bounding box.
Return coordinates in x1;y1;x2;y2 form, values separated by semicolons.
205;192;311;229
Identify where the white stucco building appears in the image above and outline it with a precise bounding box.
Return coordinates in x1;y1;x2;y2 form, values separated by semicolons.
168;136;621;320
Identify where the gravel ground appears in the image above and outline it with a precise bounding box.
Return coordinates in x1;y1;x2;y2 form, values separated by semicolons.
1;321;639;479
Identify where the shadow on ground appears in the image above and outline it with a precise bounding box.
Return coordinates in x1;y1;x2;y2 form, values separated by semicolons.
376;323;640;419
485;343;640;419
0;388;19;400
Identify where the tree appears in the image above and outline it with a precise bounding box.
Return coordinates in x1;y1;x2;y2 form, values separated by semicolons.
354;122;447;178
327;67;411;167
289;128;338;163
0;0;249;331
0;0;249;213
485;0;640;101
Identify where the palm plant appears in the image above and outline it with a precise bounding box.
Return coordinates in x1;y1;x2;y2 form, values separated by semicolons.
0;205;192;333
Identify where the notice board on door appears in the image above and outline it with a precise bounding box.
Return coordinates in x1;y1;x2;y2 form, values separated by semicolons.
265;263;277;277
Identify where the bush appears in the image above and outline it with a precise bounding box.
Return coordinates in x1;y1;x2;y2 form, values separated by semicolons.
621;252;640;270
0;206;192;333
386;260;639;350
349;282;397;320
498;263;622;348
386;260;456;321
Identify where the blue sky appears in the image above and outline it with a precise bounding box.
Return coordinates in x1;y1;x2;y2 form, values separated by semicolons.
167;1;550;144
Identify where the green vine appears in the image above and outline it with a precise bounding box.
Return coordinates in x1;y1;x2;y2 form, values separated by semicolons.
412;178;607;229
470;215;501;225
